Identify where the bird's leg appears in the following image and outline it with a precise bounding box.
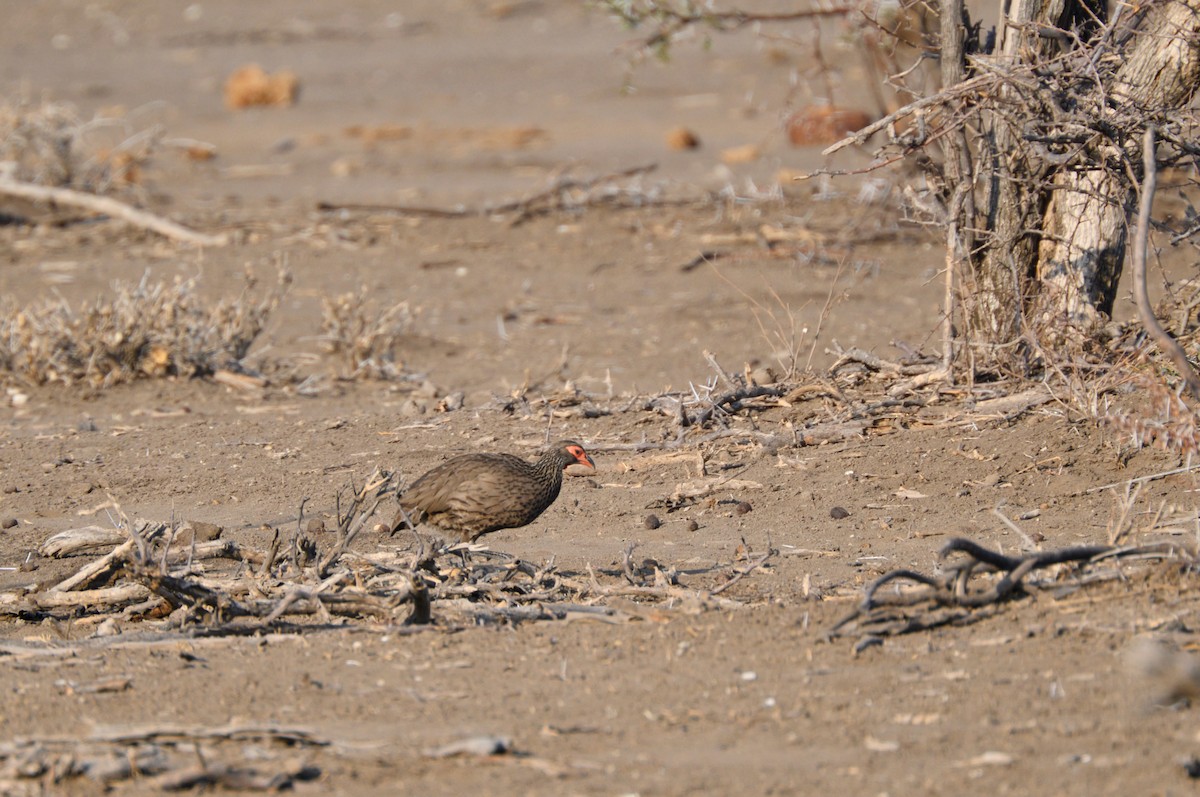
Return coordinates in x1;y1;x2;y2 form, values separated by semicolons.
389;506;417;538
406;527;440;574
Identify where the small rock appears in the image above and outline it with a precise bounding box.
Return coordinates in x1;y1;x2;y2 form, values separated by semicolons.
643;514;662;530
0;517;16;529
398;398;428;417
437;391;465;412
182;521;223;542
785;105;872;146
686;519;700;532
735;501;753;515
224;63;299;110
93;618;121;638
330;157;360;177
749;367;776;386
424;735;513;759
830;506;850;519
721;144;760;164
306;518;327;534
665;126;701;150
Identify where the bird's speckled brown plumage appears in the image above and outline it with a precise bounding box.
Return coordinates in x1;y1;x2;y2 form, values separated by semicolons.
390;440;595;543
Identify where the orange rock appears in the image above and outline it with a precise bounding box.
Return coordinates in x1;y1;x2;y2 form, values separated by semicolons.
223;64;299;110
786;105;872;146
720;144;760;164
344;124;413;144
665;127;700;151
184;145;217;162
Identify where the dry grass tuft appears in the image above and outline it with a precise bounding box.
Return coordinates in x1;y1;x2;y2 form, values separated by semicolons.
0;100;164;195
1106;381;1200;459
319;288;414;380
0;270;290;388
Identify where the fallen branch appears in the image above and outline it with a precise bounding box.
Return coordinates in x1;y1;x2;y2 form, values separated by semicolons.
0;178;228;247
88;721;329;747
0;583;151;614
828;536;1180;641
1131;127;1200;401
52;523;163;592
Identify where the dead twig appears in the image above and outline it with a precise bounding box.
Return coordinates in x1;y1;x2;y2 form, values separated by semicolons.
1131;127;1200;401
0;178;227;246
828;536;1151;641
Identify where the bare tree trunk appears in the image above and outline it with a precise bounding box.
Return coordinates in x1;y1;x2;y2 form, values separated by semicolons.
971;0;1200;353
968;0;1071;350
1031;169;1130;338
1033;0;1200;343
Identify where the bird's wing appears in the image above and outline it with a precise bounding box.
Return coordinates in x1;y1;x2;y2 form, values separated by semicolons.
398;461;462;514
446;468;521;517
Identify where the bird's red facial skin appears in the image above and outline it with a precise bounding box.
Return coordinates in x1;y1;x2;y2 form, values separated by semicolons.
569;445;595;469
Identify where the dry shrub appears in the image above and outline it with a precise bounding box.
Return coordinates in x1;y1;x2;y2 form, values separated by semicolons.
1106;371;1200;459
320;288;413;380
0;270;290;388
0;100;164;195
1099;284;1200;459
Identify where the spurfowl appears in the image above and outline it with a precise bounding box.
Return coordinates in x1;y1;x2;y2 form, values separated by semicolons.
389;440;595;543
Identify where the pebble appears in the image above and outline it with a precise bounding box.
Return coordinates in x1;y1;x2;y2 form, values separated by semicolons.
398;398;428;417
424;735;513;759
735;501;753;515
665;126;700;150
643;514;662;530
437;391;465;412
830;506;850;519
183;520;223;541
306;518;328;534
686;519;700;532
93;618;120;638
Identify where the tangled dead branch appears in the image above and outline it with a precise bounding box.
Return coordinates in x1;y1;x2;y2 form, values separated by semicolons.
828;536;1198;643
0;723;324;793
2;467;775;637
316;163;682;225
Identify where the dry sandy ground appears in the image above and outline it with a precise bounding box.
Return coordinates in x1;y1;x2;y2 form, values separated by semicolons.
2;2;1200;795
